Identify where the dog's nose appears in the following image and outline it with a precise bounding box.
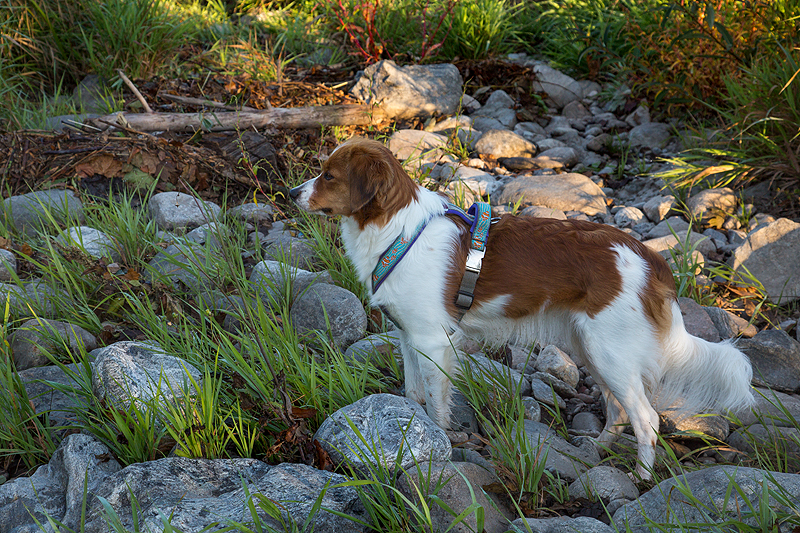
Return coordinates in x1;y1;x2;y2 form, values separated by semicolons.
289;185;302;201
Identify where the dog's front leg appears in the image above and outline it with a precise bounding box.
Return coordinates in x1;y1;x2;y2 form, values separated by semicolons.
403;331;456;430
399;331;425;406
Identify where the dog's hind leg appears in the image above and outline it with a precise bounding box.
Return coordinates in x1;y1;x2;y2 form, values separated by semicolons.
595;384;629;451
399;331;425;405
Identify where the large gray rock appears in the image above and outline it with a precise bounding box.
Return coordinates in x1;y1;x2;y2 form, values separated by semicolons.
351;60;463;119
11;318;97;370
686;187;737;219
91;341;203;410
628;122;672;149
83;459;367;533
399;461;513;533
727;423;800;457
510;516;614;533
387;129;450;162
729;218;800;303
473;129;537;159
497;174;607;216
0;434;121;532
0;280;70;318
146;239;222;291
262;232;319;269
250;259;332;309
314;393;451;475
459;353;531;397
227;202;274;224
531;64;583;109
737;329;800;392
703;306;757;338
148;192;221;232
535;345;579;388
54;226;120;261
471;89;517;129
677;297;720;342
444;166;502;201
613;466;800;533
568;466;639;502
344;331;401;364
642;231;716;257
289;283;366;349
0;249;16;281
19;363;84;429
642;195;675;222
1;189;85;235
737;387;800;427
520;420;600;481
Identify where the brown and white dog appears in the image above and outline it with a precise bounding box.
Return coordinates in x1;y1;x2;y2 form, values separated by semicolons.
290;138;753;479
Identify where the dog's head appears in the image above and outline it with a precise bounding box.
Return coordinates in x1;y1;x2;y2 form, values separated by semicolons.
290;138;417;228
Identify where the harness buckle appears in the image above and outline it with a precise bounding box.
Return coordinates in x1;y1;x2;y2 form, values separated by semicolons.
465;248;485;273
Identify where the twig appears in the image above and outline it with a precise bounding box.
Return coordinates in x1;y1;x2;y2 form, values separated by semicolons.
159;93;258;112
117;69;153;114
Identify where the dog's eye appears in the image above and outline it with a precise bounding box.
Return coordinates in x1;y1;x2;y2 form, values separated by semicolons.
323;172;333;181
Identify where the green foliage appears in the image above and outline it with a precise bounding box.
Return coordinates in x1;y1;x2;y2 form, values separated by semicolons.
443;0;522;60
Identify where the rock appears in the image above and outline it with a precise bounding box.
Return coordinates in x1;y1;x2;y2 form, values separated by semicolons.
535;345;579;388
55;225;121;261
737;329;800;392
530;147;579;169
514;121;548;142
184;221;228;248
571;412;602;434
614;206;646;228
0;280;69;318
497;174;607;216
523;396;542;422
471;89;517;129
344;331;401;364
568;466;639;502
399;462;513;533
262;232;319;269
387;129;450;162
586;133;614;154
562;100;592;120
11;318;97;370
660;409;730;441
472;116;507;133
677;297;720;342
737;387;800;427
250;260;333;310
0;434;121;532
83;459;367;533
0;249;17;281
459;353;531;397
445;166;502;200
473;129;537;159
642;195;675;222
531;371;577;399
314;393;451;475
521;421;600;481
642;231;716;257
613;466;800;533
147;240;222;292
728;424;800;457
628;122;672;149
148;192;221;232
510;516;615;533
351;60;463;119
686;187;737;219
519;205;567;219
91;341;203;410
625;105;650;127
531;64;583;109
227;202;274;224
703;306;757;338
289;283;366;349
530;378;566;409
1;189;85;235
728;218;800;303
19;363;84;428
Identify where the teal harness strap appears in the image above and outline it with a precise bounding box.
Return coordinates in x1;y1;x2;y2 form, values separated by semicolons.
371;220;427;293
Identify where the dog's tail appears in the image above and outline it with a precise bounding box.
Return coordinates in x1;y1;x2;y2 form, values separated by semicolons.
653;300;754;416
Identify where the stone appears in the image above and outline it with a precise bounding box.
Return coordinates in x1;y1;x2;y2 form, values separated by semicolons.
0;280;69;318
0;249;17;281
55;225;121;261
344;331;401;364
727;424;800;457
262;232;319;269
459;353;531;397
568;466;640;502
148;192;221;232
0;434;121;532
83;459;367;533
473;129;537;159
614;206;646;228
1;189;85;235
613;466;800;533
728;218;800;304
628;122;672;149
523;396;542;422
645;216;690;239
314;393;451;475
642;194;675;222
625;105;650;127
471;89;517;129
519;205;567;220
677;297;720;342
510;516;615;533
445;166;502;200
227;202;274;224
571;412;602;434
250;260;333;309
351;60;463;119
531;64;583;109
147;240;222;292
703;306;757;338
737;387;800;427
520;420;600;481
737;329;800;392
535;345;579;388
514;121;548;142
530;378;566;409
91;341;203;410
289;283;367;349
660;409;730;441
562;100;592;120
497;174;607;216
530;147;579;169
399;462;513;533
686;187;737;219
11;318;97;371
387;129;449;162
19;363;84;428
642;232;716;257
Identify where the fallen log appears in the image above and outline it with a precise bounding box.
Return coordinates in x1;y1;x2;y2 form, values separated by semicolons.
86;104;388;133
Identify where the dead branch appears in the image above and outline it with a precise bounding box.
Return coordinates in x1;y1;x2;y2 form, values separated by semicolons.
159;93;258;112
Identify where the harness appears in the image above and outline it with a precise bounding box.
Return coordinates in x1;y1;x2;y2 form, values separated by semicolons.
371;201;493;322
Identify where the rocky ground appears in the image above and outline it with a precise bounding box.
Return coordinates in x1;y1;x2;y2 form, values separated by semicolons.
1;56;800;533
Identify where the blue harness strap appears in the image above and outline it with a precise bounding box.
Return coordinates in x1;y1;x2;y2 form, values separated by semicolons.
371;201;493;321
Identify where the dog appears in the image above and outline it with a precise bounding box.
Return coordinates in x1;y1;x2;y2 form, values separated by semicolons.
290;138;753;479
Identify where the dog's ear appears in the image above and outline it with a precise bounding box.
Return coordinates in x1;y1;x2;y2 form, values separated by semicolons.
348;148;391;213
